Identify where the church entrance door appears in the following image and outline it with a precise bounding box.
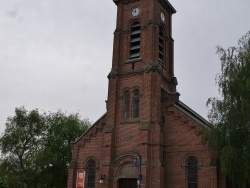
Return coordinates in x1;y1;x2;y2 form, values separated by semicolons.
119;178;137;188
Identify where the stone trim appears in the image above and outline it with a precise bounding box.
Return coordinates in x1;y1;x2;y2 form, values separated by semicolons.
103;124;113;133
113;0;139;5
143;60;163;75
69;160;77;169
174;101;211;129
70;113;106;144
157;0;176;13
108;67;119;79
139;120;150;130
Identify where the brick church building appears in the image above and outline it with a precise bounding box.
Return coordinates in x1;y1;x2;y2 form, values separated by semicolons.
67;0;226;187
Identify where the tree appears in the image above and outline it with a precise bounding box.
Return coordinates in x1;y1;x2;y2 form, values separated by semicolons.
34;110;90;188
0;157;18;188
205;31;250;187
0;107;45;188
0;158;8;188
0;107;90;188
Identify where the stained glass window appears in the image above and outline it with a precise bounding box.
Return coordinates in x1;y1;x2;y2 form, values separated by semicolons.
124;91;130;120
133;90;140;118
86;160;96;188
187;156;198;188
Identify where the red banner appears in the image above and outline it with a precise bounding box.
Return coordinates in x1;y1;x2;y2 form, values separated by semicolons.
76;170;85;188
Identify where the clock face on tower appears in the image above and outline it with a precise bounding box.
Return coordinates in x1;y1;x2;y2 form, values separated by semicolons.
160;12;165;22
131;8;140;17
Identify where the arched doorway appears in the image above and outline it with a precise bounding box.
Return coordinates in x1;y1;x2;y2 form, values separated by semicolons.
119;179;137;188
118;163;138;188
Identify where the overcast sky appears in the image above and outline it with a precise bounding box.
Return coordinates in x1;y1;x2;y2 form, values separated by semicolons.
0;0;250;134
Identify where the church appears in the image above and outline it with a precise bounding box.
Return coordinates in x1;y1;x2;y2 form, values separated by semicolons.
67;0;226;187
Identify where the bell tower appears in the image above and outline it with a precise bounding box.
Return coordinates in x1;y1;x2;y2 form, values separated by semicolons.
110;0;176;83
106;0;177;120
103;0;177;187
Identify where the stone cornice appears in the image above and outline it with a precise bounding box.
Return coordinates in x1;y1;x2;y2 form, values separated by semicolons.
157;0;176;14
113;0;176;13
108;63;178;82
107;67;119;79
143;60;163;75
161;75;177;85
120;69;145;76
113;0;139;5
166;36;174;42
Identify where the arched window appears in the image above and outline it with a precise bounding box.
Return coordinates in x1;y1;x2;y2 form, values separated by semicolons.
187;156;198;188
86;160;96;188
159;26;164;64
124;91;130;120
130;22;141;59
133;90;140;118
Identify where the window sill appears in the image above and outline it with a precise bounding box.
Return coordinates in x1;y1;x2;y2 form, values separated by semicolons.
120;118;140;124
159;61;167;70
125;57;142;64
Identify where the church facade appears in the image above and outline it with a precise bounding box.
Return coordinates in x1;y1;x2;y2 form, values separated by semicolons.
67;0;225;187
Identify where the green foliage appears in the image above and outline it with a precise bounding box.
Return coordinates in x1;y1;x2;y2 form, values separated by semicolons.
205;31;250;187
0;107;90;188
0;178;7;188
34;110;90;187
0;158;18;188
0;107;45;157
0;107;45;188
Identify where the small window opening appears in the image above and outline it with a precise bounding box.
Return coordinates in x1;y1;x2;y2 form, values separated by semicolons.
124;91;130;120
162;150;165;162
130;22;141;59
132;62;135;70
133;90;140;118
161;116;165;126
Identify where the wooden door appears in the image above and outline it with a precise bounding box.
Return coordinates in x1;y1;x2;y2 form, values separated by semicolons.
119;178;137;188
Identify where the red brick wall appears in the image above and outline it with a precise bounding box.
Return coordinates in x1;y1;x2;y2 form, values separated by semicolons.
67;115;107;188
164;105;217;188
68;99;220;188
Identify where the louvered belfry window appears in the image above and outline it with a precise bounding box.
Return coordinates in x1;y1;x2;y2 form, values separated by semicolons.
130;22;141;59
187;156;198;188
159;27;164;64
